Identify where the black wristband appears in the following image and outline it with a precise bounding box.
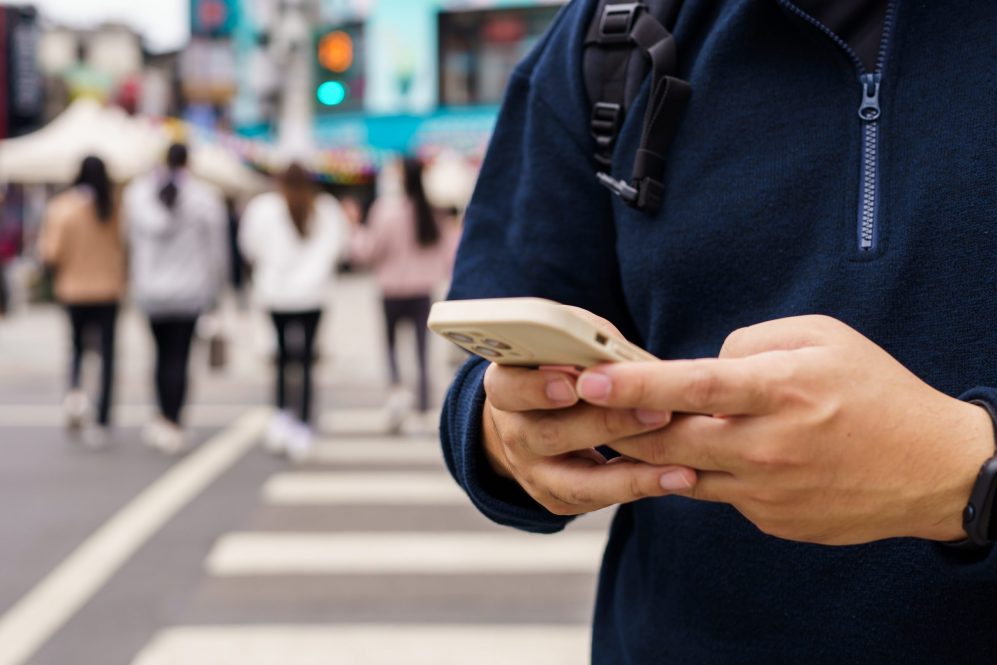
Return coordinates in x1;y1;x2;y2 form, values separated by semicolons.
951;400;997;549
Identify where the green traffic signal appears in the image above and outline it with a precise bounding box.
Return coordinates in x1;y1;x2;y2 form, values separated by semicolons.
316;81;348;106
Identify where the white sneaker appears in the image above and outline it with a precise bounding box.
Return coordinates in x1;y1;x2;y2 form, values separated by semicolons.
81;425;112;450
285;420;314;462
385;386;413;435
159;422;189;456
409;410;440;435
64;390;89;431
264;410;295;455
142;418;169;450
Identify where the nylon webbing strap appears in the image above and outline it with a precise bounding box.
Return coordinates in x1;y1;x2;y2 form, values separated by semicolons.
584;1;690;213
626;9;691;211
584;1;647;166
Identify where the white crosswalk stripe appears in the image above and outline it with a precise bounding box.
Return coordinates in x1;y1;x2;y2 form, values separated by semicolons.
262;471;466;505
306;440;443;464
132;426;600;664
206;531;607;575
132;624;590;665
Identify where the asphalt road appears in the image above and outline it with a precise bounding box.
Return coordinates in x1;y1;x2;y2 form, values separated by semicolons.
0;276;610;665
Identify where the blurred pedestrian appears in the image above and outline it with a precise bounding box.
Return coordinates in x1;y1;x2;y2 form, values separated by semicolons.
349;157;458;432
125;143;228;455
224;197;248;309
239;163;349;460
37;156;125;448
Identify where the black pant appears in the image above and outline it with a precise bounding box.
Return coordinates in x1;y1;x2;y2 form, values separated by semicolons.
150;317;198;425
382;295;432;412
271;310;322;424
67;302;118;426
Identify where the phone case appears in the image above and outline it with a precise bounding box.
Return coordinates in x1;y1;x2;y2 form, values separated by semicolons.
428;298;657;368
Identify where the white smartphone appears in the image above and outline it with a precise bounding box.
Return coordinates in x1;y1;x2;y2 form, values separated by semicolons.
428;297;657;368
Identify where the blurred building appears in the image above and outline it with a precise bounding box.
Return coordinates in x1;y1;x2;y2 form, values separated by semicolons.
218;0;563;183
181;0;239;130
0;4;45;139
34;21;180;118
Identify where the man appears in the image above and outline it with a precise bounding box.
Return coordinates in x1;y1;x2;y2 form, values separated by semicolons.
440;0;997;663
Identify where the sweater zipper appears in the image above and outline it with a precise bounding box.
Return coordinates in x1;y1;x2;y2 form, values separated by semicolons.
779;0;898;253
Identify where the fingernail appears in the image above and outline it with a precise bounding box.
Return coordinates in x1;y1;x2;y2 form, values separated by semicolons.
635;409;670;426
659;469;693;491
578;372;612;401
545;379;575;404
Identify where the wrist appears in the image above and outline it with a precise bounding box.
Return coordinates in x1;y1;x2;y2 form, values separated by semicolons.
919;400;995;542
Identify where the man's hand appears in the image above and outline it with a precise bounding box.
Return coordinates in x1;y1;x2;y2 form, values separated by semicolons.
574;315;995;545
481;312;697;517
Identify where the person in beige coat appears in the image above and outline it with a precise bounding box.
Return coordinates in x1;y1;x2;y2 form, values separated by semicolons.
38;156;126;448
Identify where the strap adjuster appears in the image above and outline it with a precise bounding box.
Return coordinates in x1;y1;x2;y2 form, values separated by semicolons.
599;2;643;44
596;172;638;205
596;173;664;211
590;101;623;149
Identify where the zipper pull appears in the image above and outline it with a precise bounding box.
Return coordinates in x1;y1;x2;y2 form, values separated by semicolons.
858;73;881;121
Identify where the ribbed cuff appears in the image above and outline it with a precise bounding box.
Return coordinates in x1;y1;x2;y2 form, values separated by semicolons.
439;356;573;534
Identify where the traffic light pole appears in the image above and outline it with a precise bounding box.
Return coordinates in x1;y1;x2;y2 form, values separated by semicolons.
272;0;316;159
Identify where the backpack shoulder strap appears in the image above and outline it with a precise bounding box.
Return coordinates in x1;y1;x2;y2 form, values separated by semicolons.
583;1;690;213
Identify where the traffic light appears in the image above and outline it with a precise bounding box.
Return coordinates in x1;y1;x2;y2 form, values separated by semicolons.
314;25;364;112
316;81;347;107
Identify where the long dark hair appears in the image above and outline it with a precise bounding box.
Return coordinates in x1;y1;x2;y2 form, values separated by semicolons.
159;143;189;210
403;157;439;248
279;163;316;238
74;155;113;222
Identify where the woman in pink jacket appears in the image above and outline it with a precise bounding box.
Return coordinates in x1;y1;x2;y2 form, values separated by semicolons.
350;157;458;431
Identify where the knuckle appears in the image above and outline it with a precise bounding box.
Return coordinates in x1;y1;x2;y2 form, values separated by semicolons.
684;364;721;412
483;368;516;410
565;486;595;506
540;488;584;516
619;369;650;406
641;434;670;466
802;314;845;338
530;416;564;455
628;474;654;501
747;485;786;506
720;327;751;357
482;364;500;397
755;519;785;539
544;501;580;517
512;423;535;457
743;442;788;470
600;407;633;441
747;511;793;540
764;355;799;387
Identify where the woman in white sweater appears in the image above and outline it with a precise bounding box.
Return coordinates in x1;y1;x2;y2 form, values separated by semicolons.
239;163;348;459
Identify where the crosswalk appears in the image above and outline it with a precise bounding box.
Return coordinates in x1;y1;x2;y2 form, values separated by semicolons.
129;416;609;664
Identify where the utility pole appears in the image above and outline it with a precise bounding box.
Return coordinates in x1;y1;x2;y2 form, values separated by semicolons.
270;0;316;159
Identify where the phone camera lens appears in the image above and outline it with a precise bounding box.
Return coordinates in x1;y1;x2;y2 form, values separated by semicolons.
472;346;503;358
482;338;511;350
446;332;475;344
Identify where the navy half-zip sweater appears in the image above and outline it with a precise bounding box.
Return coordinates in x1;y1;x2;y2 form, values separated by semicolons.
441;1;997;662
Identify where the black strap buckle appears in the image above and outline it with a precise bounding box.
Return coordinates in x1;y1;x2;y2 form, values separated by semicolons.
597;173;664;211
599;2;643;44
590;101;623;150
596;172;639;205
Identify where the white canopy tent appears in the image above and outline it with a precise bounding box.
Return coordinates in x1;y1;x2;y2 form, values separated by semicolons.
0;99;268;198
189;142;269;198
0;99;169;184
